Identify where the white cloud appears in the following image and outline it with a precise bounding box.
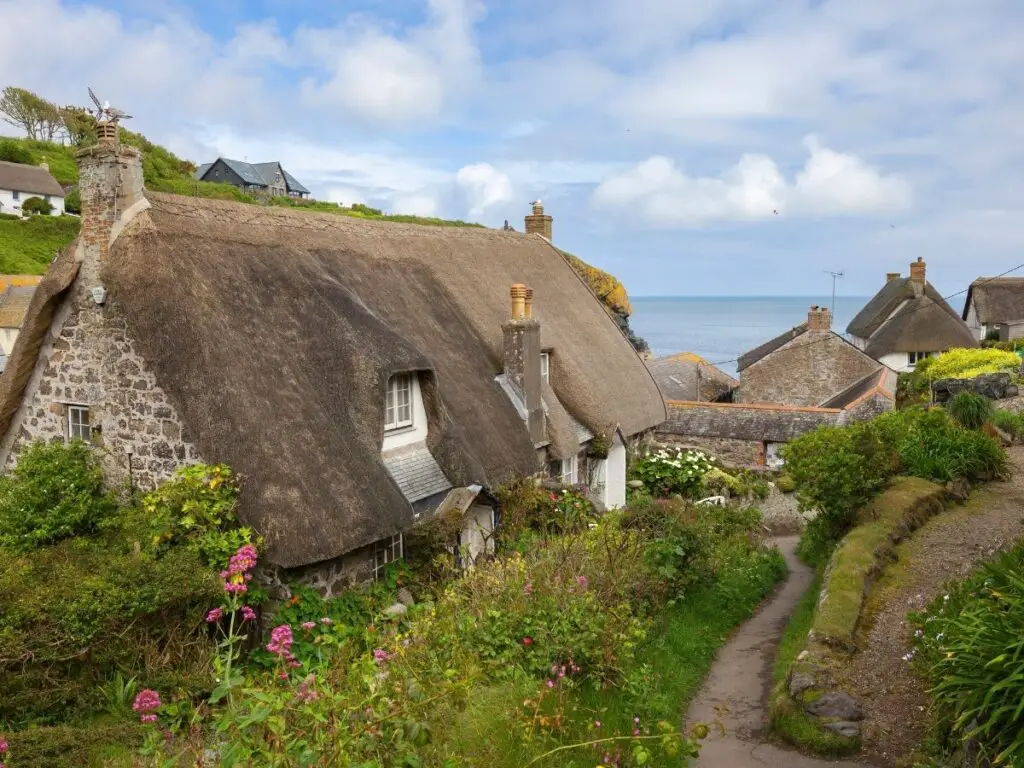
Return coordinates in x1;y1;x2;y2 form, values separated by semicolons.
391;191;441;217
591;138;910;227
455;163;514;216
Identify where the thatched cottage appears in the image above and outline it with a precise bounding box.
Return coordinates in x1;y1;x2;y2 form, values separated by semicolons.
962;277;1024;342
0;129;665;590
656;306;896;467
847;258;978;371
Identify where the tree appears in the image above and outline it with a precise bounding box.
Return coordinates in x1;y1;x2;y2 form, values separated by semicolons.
21;196;53;216
0;87;62;141
64;188;81;215
59;105;97;146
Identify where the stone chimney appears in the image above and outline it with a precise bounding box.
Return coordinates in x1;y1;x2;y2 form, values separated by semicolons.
887;272;901;282
524;200;552;241
75;121;145;269
503;283;546;444
807;305;832;331
910;257;926;284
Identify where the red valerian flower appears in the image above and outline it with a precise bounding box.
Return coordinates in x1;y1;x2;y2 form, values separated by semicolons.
133;689;161;724
522;636;534;646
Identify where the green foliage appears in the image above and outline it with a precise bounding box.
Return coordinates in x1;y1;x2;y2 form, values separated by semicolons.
267;194;485;227
903;348;1021;396
0;212;80;273
911;545;1024;766
0;136;34;163
945;391;994;430
142;463;259;569
21;195;53;215
775;473;796;494
631;446;715;498
991;408;1024;438
0;440;116;551
63;186;81;214
4;723;143;768
494;479;597;547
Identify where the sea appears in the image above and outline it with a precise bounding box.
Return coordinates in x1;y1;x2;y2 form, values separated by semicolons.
630;296;871;377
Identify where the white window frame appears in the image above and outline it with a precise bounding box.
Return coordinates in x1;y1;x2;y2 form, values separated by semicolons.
908;351;936;365
540;352;550;384
67;404;91;443
373;533;404;580
385;374;414;432
548;454;577;485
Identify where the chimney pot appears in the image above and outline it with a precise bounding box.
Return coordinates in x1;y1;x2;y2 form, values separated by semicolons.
523;287;534;319
887;272;901;282
808;305;833;331
910;257;926;283
95;120;118;144
510;283;527;320
525;201;553;241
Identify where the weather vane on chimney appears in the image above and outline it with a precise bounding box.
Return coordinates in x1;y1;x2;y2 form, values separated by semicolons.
88;87;133;125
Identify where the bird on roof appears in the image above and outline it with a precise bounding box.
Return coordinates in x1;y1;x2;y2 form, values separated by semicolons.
87;86;132;123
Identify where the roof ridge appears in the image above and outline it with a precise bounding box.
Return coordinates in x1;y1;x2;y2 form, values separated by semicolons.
665;399;842;414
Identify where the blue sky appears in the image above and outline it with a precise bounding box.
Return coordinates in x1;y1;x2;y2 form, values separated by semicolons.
3;0;1023;298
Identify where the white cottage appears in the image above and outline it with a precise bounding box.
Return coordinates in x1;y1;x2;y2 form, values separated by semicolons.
0;160;65;216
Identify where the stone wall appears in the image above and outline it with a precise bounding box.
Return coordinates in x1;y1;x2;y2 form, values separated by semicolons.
656;433;763;468
738;332;881;407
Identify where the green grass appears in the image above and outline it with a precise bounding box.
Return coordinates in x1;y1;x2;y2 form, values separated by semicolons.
773;570;823;685
812;477;941;647
4;722;141;767
428;547;788;767
769;695;861;757
0;214;80;273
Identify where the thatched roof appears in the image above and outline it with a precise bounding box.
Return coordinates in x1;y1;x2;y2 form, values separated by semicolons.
0;160;65;197
89;193;663;568
963;278;1024;325
0;286;37;330
661;401;842;442
647;353;737;402
847;276;976;355
737;323;807;372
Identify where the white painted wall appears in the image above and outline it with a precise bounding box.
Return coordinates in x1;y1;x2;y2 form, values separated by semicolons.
381;374;428;451
0;328;19;356
0;188;65;216
880;352;912;372
849;335;867;351
601;438;627;509
459;504;495;565
964;302;986;340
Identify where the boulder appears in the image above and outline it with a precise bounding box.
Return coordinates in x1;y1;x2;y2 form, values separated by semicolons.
945;477;971;502
823;721;861;738
397;587;415;607
932;373;1015;403
805;691;863;721
788;671;816;698
384;603;408;617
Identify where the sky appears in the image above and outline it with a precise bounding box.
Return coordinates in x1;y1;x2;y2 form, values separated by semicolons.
2;0;1023;298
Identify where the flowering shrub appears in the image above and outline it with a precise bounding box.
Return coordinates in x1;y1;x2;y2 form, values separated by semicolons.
631;447;714;498
0;440;116;552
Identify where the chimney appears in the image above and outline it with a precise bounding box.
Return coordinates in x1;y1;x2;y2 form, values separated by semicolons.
503;284;546;444
524;200;552;241
910;257;926;284
807;304;832;331
886;272;901;282
75;121;145;269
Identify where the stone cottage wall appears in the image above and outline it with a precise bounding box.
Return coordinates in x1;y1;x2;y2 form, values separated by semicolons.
1;275;202;490
656;432;763;467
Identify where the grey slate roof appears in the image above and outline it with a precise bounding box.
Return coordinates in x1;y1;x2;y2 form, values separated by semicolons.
382;443;452;503
196;158;310;194
819;367;890;408
737;323;807;372
647;352;737;401
252;162;311;195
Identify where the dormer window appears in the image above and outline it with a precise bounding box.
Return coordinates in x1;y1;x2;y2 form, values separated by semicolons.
540;352;550;384
385;374;414;431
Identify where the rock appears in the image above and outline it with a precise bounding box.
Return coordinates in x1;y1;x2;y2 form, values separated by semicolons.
397;587;415;607
627;480;645;489
945;477;971;502
788;671;816;698
805;691;863;721
383;603;408;617
823;721;860;738
993;424;1014;446
932;372;1015;403
796;650;809;661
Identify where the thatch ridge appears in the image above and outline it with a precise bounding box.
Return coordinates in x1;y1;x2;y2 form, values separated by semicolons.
963;278;1024;325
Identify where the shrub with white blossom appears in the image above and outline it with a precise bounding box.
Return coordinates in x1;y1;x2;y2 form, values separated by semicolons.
632;447;715;498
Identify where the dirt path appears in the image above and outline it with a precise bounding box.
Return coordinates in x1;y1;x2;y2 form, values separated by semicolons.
685;537;865;767
843;448;1024;766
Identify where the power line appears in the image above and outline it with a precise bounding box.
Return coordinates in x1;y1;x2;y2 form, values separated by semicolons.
699;262;1024;369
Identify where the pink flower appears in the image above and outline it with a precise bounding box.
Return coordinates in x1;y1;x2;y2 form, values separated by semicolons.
633;728;641;737
319;617;332;625
301;621;316;631
278;671;288;681
221;544;258;594
595;720;601;728
241;606;257;622
373;648;392;664
0;739;7;755
266;624;295;661
133;689;161;724
524;582;533;595
295;674;319;703
546;679;555;688
633;717;640;724
205;607;223;623
558;666;566;678
577;575;588;589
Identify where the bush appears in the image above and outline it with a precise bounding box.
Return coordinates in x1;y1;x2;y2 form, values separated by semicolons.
63;186;80;215
0;137;34;164
904;348;1021;396
0;440;117;552
946;391;993;430
891;409;1006;483
775;473;796;494
991;408;1023;438
21;195;53;215
911;545;1024;766
631;446;715;498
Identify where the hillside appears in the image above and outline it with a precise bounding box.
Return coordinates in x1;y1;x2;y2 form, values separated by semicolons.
0;133;646;350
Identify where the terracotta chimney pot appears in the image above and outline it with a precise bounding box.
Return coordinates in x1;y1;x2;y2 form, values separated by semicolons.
510;283;527;320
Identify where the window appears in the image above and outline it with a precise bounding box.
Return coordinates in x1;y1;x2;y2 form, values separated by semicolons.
540;352;550;384
908;351;936;365
385;374;414;431
12;191;19;201
44;195;51;203
373;533;403;580
68;405;91;442
547;455;577;485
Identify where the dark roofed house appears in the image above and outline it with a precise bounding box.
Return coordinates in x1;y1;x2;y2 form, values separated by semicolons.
647;352;737;403
0;160;66;216
195;158;310;199
0;133;664;591
963;277;1024;342
847;258;978;371
656;305;896;468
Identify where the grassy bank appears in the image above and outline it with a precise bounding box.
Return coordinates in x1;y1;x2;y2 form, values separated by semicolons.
0;214;80;273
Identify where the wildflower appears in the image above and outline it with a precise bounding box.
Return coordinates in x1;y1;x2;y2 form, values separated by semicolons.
522;636;534;646
546;679;555;688
0;739;7;755
295;674;319;703
373;648;392;664
524;582;533;595
633;728;641;736
278;671;289;681
634;717;640;724
319;617;332;625
266;624;295;661
133;689;161;724
241;606;257;622
205;607;223;623
220;544;259;594
576;575;588;589
301;621;316;631
558;666;566;678
594;720;601;728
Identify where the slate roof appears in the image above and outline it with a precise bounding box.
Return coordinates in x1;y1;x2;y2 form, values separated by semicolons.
647;352;737;402
0;161;65;198
383;444;452;503
819;367;896;409
963;278;1024;325
196;158;310;195
660;401;843;442
737;324;808;372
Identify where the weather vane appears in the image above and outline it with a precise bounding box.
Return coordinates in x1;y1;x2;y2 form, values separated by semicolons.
88;86;133;124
